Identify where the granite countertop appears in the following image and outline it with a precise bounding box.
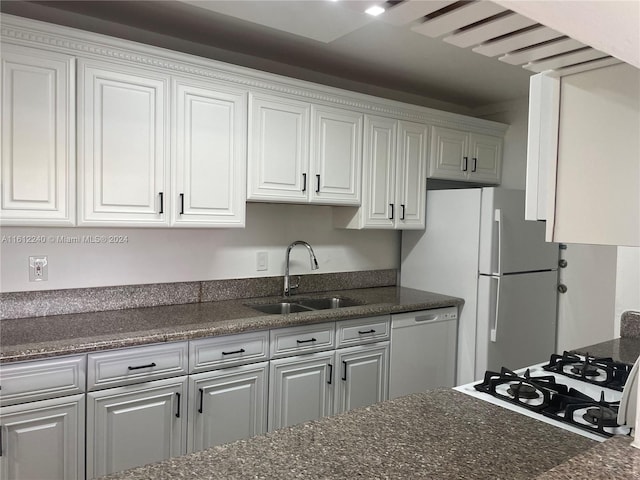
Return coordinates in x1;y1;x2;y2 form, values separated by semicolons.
535;436;640;479
574;337;640;366
0;286;462;363
102;389;597;480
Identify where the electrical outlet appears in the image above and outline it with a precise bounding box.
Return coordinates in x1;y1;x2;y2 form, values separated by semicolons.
256;251;268;271
29;256;48;282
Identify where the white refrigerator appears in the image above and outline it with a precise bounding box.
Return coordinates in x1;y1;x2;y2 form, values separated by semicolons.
401;188;559;385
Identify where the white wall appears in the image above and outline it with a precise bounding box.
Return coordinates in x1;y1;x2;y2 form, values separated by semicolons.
0;203;400;292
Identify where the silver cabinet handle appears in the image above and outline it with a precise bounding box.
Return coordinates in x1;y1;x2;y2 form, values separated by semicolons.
461;157;468;171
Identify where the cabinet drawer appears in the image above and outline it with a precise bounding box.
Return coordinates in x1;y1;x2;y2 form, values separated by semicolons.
87;342;188;391
270;323;335;359
0;355;86;406
336;316;390;348
189;331;269;374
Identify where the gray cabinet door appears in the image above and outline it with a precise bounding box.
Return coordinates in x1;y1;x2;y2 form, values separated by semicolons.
188;362;268;452
268;351;334;431
0;394;85;480
86;376;187;479
334;343;389;415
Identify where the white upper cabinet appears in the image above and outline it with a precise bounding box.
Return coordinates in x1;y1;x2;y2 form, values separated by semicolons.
526;64;640;246
310;105;363;205
428;126;502;184
396;121;428;229
78;59;170;226
172;78;246;227
247;93;310;202
1;44;75;226
334;116;427;229
248;93;363;205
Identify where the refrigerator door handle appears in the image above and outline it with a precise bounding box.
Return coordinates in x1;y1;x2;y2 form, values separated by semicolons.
494;208;502;276
490;276;501;343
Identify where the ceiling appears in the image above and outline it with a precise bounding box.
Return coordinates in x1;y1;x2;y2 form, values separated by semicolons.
0;0;620;110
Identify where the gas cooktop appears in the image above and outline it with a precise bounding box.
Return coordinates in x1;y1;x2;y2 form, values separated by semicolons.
455;352;633;441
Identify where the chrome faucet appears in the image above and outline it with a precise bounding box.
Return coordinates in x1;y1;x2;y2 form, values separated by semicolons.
284;240;319;297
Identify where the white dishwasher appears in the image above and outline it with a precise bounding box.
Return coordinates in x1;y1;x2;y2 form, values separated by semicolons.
389;306;458;399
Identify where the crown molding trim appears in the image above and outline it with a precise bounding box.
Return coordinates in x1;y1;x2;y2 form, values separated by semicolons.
1;14;508;135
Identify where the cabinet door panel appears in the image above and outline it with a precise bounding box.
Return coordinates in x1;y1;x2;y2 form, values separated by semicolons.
172;80;246;227
428;126;468;180
362;115;396;228
397;121;427;229
247;94;309;202
268;351;334;431
78;59;169;225
469;133;502;184
334;343;388;415
1;44;75;225
87;377;187;479
0;394;84;480
189;363;267;452
310;106;362;205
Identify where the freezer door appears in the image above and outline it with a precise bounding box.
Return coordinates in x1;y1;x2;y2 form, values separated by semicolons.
476;271;558;378
479;188;559;274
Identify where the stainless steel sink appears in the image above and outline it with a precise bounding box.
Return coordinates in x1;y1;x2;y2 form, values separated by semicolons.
249;302;313;315
247;296;363;314
296;297;362;310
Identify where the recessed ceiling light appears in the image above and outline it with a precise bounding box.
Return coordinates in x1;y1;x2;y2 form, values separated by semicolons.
365;5;386;16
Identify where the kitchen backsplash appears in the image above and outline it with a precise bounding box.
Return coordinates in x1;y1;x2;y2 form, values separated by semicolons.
0;269;397;320
621;310;640;339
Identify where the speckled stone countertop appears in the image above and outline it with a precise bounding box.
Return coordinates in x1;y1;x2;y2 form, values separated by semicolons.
574;337;640;366
535;436;640;479
102;389;596;480
574;310;640;366
0;286;462;363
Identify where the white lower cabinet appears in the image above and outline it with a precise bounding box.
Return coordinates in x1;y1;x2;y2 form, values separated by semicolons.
188;362;268;452
269;317;391;431
0;394;85;480
334;343;389;415
86;376;188;479
268;350;334;431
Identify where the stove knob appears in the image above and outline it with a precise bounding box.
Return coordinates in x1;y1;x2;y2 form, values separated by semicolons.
557;284;568;293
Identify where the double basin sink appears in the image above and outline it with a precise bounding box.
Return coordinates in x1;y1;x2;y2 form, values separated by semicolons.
248;296;363;315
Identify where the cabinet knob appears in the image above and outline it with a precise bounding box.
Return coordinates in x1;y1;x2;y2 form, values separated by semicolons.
557;284;568;293
558;259;568;268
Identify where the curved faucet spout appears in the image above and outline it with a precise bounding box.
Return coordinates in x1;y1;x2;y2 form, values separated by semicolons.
284;241;319;297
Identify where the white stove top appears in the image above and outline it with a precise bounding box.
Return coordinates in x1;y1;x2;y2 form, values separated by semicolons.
454;360;631;442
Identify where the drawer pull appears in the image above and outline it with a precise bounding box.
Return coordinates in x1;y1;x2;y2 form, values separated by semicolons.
342;361;348;381
296;338;316;344
222;348;246;356
175;392;181;418
327;363;333;385
358;329;376;335
0;426;3;457
127;362;157;371
198;388;204;414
